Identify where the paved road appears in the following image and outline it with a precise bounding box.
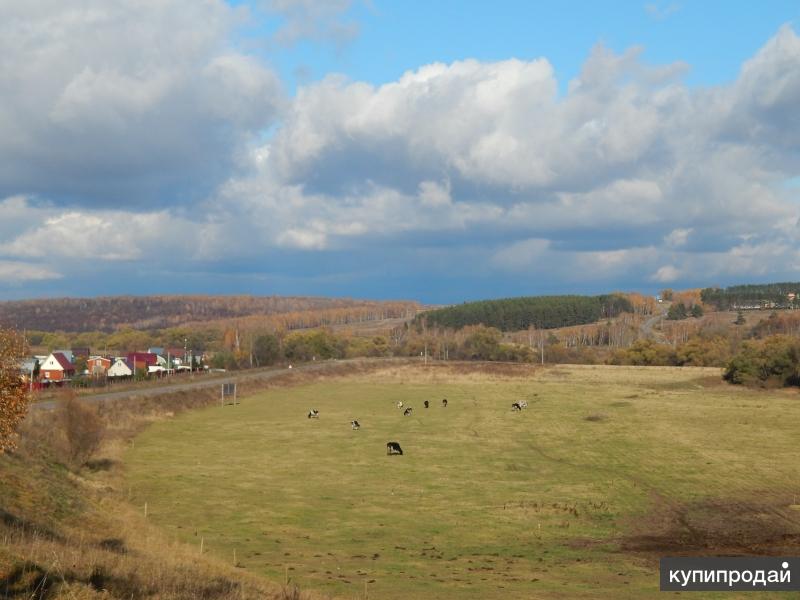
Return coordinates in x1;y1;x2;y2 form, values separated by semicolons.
32;358;392;410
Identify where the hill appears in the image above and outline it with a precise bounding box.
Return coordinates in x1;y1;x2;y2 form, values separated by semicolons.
0;295;421;333
418;294;634;331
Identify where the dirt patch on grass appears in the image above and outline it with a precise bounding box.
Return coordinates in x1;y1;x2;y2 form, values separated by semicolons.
584;414;608;422
621;494;800;556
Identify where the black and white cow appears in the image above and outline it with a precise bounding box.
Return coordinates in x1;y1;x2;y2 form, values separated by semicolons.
424;400;429;408
386;441;403;455
403;407;413;416
307;409;320;419
442;398;448;407
511;402;522;411
351;420;361;430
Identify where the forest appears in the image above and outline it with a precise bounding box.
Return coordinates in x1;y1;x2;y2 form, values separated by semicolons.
701;283;800;310
0;295;420;332
417;294;635;331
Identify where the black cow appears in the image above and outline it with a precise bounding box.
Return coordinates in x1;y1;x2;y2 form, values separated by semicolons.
403;407;413;416
351;420;360;430
308;409;319;419
386;441;403;455
511;402;522;411
424;400;429;408
442;398;448;407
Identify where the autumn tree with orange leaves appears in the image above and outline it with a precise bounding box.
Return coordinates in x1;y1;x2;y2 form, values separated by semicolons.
0;328;30;452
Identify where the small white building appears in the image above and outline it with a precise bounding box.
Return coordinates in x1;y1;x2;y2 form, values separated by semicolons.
107;358;133;378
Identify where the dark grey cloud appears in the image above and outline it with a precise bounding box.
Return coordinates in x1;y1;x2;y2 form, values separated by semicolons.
0;1;284;207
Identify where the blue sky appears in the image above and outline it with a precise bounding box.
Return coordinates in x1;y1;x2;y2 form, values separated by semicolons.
257;1;799;90
1;1;799;303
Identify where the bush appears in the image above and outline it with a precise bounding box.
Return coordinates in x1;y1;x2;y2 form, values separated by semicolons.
0;328;30;453
57;394;105;468
459;326;503;360
608;339;677;366
253;333;281;366
283;329;344;361
675;335;731;367
724;335;800;387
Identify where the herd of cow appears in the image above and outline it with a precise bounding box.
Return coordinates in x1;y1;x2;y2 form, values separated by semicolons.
306;396;529;456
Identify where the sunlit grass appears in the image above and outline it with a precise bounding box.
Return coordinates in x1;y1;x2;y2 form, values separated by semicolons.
125;364;800;599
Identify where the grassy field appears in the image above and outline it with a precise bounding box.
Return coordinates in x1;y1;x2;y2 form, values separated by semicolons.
124;363;800;599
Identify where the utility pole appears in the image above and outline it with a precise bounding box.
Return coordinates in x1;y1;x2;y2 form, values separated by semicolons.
540;332;545;365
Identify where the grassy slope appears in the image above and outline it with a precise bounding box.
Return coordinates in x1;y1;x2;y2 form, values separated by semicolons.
0;405;329;599
124;364;800;599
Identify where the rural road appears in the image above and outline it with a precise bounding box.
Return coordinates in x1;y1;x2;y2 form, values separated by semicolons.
32;358;397;411
640;307;668;340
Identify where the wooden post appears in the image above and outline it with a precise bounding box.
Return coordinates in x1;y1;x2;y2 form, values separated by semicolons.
144;502;148;517
234;548;237;565
200;536;204;554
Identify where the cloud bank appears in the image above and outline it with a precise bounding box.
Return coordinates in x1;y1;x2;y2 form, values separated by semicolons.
1;5;799;301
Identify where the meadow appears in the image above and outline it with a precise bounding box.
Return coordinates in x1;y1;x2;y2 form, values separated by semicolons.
124;363;800;599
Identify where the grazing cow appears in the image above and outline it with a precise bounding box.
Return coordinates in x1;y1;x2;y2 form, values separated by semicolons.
396;401;404;409
511;402;522;411
386;441;403;455
351;420;360;430
308;409;319;419
403;407;413;416
519;400;528;409
442;398;448;407
424;400;429;408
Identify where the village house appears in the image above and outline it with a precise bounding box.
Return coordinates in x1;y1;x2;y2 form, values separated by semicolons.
107;358;133;378
87;356;112;376
53;349;75;364
127;352;158;373
40;352;75;382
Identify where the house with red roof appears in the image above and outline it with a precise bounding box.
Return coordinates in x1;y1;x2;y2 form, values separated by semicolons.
40;352;75;382
127;352;158;373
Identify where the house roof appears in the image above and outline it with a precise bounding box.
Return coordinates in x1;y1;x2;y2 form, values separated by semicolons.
51;352;75;370
127;352;158;365
20;358;38;372
54;349;74;362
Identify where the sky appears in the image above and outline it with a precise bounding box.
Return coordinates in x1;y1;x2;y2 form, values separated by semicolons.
1;1;799;303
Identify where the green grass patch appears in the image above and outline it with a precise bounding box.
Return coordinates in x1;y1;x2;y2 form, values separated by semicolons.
124;365;800;599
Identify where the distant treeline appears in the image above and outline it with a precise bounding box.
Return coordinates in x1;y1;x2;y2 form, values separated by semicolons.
0;295;420;333
701;283;800;310
417;295;634;332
